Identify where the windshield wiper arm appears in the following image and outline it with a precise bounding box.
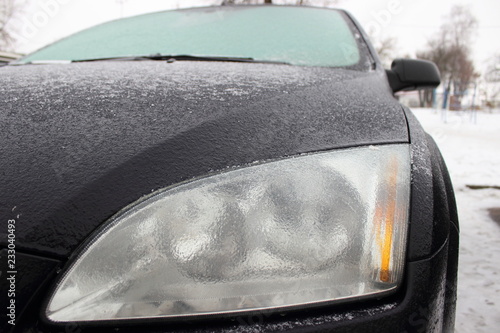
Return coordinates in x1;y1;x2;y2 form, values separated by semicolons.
71;54;290;65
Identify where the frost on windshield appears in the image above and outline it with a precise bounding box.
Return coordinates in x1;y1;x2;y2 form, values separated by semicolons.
21;6;361;68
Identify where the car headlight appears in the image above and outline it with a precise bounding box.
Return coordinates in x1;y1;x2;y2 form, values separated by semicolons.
46;144;410;323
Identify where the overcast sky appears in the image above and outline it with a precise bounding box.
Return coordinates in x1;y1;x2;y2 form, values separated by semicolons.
10;0;500;71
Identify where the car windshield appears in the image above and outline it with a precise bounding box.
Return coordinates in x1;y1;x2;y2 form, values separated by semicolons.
20;6;371;69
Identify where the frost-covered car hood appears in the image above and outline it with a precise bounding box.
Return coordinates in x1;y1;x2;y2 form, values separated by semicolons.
0;61;408;258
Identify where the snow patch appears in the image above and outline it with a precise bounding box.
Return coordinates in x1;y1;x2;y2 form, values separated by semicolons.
411;108;500;332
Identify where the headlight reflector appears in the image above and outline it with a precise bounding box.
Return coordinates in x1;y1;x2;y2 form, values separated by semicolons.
46;144;410;322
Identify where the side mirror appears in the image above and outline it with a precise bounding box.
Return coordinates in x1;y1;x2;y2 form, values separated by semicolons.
385;59;441;93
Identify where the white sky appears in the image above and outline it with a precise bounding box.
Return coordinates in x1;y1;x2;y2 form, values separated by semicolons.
9;0;500;71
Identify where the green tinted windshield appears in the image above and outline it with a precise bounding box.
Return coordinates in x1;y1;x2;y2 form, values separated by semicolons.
21;6;367;68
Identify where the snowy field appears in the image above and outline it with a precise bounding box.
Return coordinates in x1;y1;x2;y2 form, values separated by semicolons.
410;108;500;332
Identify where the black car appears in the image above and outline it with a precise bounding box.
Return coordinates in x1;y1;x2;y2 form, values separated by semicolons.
1;5;458;333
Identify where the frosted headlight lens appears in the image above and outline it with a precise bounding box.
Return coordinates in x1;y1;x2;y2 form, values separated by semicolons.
46;145;410;322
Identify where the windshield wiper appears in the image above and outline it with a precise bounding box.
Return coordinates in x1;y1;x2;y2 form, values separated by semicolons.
71;54;290;65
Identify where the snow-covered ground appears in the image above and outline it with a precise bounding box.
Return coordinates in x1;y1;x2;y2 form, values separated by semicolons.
410;108;500;332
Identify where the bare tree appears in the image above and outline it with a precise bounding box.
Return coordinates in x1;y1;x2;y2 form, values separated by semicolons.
416;5;478;109
482;54;500;111
484;54;500;83
373;35;397;68
0;0;17;50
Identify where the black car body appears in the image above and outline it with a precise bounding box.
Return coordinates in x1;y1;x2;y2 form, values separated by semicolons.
0;5;458;333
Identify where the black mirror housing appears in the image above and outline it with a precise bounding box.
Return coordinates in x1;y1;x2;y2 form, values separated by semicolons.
386;59;441;93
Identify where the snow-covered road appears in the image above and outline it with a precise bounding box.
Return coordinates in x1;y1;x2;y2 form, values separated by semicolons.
411;108;500;332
